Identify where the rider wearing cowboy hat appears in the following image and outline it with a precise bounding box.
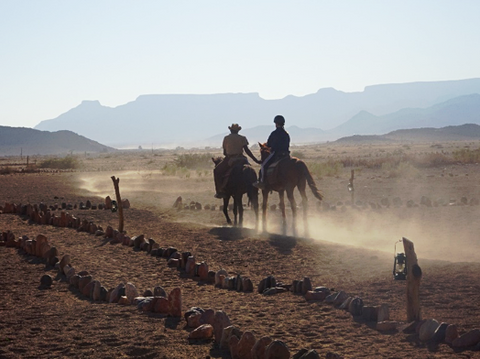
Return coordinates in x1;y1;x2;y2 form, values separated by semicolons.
214;123;261;198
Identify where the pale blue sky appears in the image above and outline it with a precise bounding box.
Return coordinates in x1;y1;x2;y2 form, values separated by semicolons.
1;1;479;128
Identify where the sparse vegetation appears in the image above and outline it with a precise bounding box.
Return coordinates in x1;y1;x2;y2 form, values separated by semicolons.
173;153;214;170
336;151;458;170
452;147;480;164
161;163;191;178
38;156;79;169
159;153;214;178
309;160;342;178
0;166;14;175
382;161;420;178
291;150;305;159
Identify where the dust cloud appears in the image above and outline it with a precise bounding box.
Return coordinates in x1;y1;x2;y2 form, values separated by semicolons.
77;170;480;264
78;170;210;209
307;207;480;263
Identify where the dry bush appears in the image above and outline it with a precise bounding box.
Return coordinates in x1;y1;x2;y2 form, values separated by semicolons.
339;155;404;169
412;152;455;168
161;163;191;178
291;150;305;159
336;150;460;171
173;153;213;170
382;161;420;178
38;156;79;169
0;166;14;175
452;148;480;164
309;160;342;177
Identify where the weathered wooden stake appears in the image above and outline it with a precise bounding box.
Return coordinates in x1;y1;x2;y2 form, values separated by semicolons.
348;169;355;205
111;176;124;233
403;237;422;322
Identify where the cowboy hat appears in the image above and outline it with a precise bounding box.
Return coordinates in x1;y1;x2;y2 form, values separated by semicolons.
228;123;242;132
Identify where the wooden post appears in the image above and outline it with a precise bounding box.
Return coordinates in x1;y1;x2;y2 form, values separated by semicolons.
111;176;124;233
348;169;355;205
403;237;422;322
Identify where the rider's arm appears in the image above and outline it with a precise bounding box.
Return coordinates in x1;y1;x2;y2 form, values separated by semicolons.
244;145;261;164
222;137;227;156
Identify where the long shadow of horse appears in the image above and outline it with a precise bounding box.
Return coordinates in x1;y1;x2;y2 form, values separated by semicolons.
267;234;297;255
209;227;298;255
208;227;258;241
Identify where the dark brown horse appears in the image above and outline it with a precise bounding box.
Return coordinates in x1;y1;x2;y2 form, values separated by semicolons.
212;157;259;228
258;143;323;236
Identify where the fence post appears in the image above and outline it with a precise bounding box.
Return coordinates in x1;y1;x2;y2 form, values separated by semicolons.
403;237;422;322
348;169;355;205
111;176;124;233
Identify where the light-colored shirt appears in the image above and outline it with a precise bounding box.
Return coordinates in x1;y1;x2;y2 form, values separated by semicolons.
222;133;248;156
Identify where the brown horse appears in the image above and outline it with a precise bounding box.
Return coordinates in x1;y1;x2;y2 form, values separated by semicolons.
258;143;323;236
212;157;259;228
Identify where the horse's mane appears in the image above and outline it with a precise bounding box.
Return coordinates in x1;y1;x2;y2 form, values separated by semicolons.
258;142;271;155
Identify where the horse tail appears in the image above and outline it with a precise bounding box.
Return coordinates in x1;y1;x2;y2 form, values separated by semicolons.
297;160;323;201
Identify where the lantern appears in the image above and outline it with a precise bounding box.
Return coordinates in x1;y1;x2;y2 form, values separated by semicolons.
393;239;407;280
111;200;118;213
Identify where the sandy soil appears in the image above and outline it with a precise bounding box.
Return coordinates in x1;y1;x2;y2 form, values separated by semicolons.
1;148;480;358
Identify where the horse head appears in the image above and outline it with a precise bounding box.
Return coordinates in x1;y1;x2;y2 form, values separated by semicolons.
258;142;271;162
211;156;223;167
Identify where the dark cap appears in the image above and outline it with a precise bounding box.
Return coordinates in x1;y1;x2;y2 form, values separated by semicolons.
274;115;285;125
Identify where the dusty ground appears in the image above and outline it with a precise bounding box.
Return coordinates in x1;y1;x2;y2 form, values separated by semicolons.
1;143;480;358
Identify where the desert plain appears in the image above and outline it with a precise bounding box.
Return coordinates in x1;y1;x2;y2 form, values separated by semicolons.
1;139;480;358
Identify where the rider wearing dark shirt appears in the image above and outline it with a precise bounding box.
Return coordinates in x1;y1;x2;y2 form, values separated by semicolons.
254;115;290;189
267;125;290;154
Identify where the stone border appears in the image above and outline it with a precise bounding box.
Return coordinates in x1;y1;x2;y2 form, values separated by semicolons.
2;199;480;356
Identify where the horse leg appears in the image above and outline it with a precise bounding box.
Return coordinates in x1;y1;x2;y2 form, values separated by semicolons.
299;186;309;237
286;188;298;237
223;197;232;225
233;196;238;226
253;195;259;231
278;190;287;235
261;189;269;233
237;194;244;228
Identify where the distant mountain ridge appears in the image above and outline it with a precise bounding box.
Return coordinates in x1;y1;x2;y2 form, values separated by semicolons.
335;123;480;143
330;93;480;137
0;126;115;156
34;78;480;147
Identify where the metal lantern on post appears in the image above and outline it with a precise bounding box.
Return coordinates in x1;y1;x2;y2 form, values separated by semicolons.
393;239;407;280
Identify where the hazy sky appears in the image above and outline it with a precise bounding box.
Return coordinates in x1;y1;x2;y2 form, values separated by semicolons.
1;1;480;128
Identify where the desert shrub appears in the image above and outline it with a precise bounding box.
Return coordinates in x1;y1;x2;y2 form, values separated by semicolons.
174;153;213;170
309;160;342;177
452;148;480;164
382;161;420;178
0;166;14;175
340;156;403;169
340;151;459;169
196;169;210;177
38;156;78;169
291;150;305;159
161;163;191;178
413;152;455;168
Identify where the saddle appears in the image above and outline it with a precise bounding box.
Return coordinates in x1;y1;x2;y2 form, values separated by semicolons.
265;155;290;185
223;157;248;180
